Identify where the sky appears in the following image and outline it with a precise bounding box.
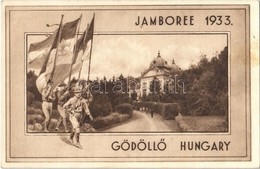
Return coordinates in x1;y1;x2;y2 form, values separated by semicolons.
28;33;227;80
90;34;227;78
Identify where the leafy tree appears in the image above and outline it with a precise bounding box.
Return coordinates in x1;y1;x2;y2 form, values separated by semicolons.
89;74;132;113
89;94;112;117
162;46;228;116
27;70;41;102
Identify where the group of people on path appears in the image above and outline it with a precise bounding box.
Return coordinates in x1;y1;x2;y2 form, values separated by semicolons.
41;80;93;149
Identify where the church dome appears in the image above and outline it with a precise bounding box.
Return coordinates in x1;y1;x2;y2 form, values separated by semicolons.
150;51;169;68
169;58;181;73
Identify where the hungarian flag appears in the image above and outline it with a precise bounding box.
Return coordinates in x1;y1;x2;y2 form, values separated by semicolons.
75;14;94;63
51;15;95;87
28;31;57;69
34;16;81;93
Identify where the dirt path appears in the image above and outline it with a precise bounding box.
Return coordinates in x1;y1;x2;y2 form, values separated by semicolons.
103;110;181;132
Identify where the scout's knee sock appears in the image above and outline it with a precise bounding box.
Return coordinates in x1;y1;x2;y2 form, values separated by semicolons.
70;130;75;140
44;121;49;131
75;127;80;143
62;118;68;131
56;118;62;129
76;133;80;143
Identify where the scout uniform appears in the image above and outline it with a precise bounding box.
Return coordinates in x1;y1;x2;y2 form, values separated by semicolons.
63;87;93;149
55;84;70;132
41;82;55;132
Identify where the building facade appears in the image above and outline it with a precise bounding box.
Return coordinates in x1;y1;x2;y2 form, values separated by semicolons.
140;51;181;97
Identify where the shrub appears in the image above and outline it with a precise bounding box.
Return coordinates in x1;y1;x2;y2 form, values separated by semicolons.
89;94;112;117
48;119;58;130
31;101;42;109
34;123;43;131
133;101;142;110
118;114;130;122
82;123;96;132
90;113;131;130
110;112;120;123
27;115;36;125
27;107;36;115
147;94;161;102
154;103;165;115
27;106;44;115
103;115;116;125
116;103;133;116
35;114;45;123
28;124;35;131
163;103;180;120
27;91;35;106
34;108;43;115
91;117;108;129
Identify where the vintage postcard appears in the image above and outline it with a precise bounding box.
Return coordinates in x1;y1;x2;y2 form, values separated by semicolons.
2;0;259;168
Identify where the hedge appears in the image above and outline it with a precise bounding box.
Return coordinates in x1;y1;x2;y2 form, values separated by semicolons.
111;95;132;111
91;112;131;129
133;101;155;110
116;103;133;117
163;103;180;120
133;101;180;120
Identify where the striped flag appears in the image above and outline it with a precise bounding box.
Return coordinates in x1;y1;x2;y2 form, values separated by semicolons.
28;18;80;70
55;15;95;84
75;15;94;63
28;31;57;69
32;16;81;93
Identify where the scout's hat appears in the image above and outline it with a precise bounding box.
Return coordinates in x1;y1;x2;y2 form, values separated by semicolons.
73;86;82;93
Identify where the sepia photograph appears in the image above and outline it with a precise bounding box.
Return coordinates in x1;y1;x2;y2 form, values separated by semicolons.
2;1;259;167
27;21;229;135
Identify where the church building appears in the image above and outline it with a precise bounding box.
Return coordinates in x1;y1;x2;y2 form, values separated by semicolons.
140;51;181;97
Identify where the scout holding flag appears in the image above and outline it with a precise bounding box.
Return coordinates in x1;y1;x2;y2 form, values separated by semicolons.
41;80;56;132
27;13;95;149
54;83;70;132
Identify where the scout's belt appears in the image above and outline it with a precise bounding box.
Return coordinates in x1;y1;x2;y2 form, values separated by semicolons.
42;99;52;103
69;111;82;115
58;102;65;106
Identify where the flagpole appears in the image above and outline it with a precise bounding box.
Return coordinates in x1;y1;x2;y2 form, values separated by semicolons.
67;14;82;91
87;13;95;83
49;15;64;82
77;59;84;80
77;23;89;80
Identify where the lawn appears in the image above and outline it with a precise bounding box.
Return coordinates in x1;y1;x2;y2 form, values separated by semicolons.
176;115;228;132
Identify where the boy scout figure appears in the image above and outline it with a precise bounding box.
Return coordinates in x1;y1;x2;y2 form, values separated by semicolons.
63;86;93;149
41;80;56;132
